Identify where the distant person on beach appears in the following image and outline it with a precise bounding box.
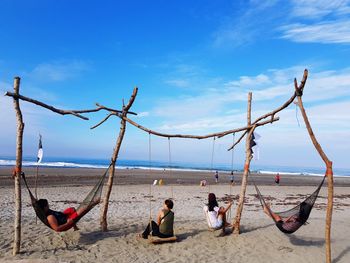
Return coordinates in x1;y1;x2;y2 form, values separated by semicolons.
230;171;235;185
140;199;174;239
37;199;81;232
275;173;280;185
215;170;219;183
203;193;232;234
263;201;310;233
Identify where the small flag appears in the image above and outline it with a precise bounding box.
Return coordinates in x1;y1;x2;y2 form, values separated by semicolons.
37;134;43;164
250;132;260;160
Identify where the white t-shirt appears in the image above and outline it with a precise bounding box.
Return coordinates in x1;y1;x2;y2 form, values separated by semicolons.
203;205;223;229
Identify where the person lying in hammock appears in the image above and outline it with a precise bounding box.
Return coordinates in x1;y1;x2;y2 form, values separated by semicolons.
203;193;232;234
263;201;311;234
140;199;175;239
37;199;89;232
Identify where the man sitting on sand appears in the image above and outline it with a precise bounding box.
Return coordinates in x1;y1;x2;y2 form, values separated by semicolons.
37;199;85;232
140;199;175;239
203;193;232;234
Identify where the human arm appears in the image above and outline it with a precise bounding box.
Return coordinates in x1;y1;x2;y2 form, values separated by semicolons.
284;214;297;223
156;209;165;226
222;202;233;213
47;215;75;232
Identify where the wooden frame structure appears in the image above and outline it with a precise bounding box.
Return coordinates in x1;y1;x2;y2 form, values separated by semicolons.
5;70;333;263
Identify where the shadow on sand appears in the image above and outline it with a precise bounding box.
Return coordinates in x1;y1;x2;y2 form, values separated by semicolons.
287;234;325;247
333;246;350;263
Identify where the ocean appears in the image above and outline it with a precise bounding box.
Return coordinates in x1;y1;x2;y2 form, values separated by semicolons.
0;156;349;177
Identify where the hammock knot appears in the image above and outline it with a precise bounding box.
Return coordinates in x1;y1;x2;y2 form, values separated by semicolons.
12;167;21;178
295;88;303;97
244;164;250;173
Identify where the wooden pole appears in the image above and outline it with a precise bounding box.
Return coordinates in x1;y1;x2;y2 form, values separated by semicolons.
294;71;333;263
99;87;138;231
233;92;254;234
12;77;24;255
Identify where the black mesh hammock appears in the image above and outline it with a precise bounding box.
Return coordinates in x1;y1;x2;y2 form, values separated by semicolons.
22;164;112;232
253;174;326;234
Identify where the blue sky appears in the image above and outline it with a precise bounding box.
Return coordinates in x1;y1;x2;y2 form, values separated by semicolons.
0;0;349;171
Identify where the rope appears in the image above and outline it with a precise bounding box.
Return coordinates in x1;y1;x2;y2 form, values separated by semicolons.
231;133;235;172
295;103;300;127
210;137;216;172
148;133;153;235
167;137;176;236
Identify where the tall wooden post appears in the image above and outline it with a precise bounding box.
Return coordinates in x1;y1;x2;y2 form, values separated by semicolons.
295;82;333;263
12;77;24;255
233;92;254;234
100;118;127;231
100;87;138;231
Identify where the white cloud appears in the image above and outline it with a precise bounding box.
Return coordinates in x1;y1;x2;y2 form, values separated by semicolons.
280;20;350;44
135;111;149;118
212;1;282;48
227;74;270;87
164;79;190;88
26;60;90;82
290;0;350;19
148;66;350;140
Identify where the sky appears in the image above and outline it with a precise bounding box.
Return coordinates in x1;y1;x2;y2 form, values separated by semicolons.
0;0;349;171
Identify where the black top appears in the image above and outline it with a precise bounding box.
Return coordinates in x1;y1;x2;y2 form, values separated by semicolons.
47;209;67;225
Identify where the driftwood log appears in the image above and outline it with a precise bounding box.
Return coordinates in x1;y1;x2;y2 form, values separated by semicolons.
12;77;24;255
294;70;333;263
97;87;138;231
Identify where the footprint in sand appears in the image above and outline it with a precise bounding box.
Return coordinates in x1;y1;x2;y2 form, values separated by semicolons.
278;246;293;253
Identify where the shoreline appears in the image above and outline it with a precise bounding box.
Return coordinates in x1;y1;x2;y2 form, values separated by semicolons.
1;167;350;188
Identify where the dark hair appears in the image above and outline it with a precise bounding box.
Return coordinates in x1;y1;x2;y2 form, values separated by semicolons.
208;193;219;211
37;199;48;210
165;199;174;209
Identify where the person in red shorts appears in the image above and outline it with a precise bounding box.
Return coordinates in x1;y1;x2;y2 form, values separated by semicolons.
37;199;80;232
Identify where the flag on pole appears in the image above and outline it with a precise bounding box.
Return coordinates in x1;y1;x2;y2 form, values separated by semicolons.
250;131;261;160
37;134;43;164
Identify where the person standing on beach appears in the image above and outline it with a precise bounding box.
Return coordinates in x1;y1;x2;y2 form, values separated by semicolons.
230;171;235;185
275;173;280;185
215;170;219;183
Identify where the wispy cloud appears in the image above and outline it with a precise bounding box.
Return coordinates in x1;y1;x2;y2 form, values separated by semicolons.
26;60;90;82
280;20;350;44
164;79;191;88
212;1;282;48
280;0;350;44
212;0;350;47
290;0;350;19
148;66;350;135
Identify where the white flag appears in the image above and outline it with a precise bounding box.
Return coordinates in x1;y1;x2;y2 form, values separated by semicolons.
37;134;43;164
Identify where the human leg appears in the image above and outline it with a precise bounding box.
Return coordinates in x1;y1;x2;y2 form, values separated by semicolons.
142;221;159;239
263;205;282;222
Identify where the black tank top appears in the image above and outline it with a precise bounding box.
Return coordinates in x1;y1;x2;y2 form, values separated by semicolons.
47;209;67;225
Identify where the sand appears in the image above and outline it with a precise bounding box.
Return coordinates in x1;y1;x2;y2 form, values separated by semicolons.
0;168;350;263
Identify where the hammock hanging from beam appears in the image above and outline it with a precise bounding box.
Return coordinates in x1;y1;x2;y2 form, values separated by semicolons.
22;164;112;231
253;174;326;234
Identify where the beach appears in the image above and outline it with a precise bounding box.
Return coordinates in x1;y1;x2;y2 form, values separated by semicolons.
1;167;350;263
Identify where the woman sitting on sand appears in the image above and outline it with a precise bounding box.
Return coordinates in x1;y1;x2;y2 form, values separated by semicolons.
203;193;232;233
263;201;310;234
140;199;175;239
37;199;82;232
